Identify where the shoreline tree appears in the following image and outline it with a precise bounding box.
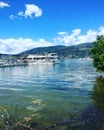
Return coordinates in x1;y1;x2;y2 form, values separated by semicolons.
90;35;104;72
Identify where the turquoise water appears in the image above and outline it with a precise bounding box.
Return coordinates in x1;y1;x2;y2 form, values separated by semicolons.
0;59;104;130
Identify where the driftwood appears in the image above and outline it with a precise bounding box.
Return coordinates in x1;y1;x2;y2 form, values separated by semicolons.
44;119;74;130
0;106;76;130
17;122;33;130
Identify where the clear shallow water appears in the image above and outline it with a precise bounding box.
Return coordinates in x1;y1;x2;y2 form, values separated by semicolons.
0;59;104;130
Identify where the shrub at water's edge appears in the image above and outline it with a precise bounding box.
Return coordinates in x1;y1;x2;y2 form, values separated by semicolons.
90;35;104;72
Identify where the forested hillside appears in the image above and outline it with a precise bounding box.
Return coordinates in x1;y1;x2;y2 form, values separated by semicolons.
0;43;93;59
19;43;93;58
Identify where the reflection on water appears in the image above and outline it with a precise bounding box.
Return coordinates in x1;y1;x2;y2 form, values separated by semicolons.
77;77;104;130
0;59;104;129
92;76;104;113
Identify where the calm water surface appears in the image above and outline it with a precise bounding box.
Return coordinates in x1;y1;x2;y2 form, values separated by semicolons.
0;59;104;130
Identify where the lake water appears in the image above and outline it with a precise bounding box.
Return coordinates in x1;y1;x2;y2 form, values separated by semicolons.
0;59;104;130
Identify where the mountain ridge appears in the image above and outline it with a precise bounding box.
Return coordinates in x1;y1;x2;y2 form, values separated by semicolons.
18;42;93;58
0;43;93;59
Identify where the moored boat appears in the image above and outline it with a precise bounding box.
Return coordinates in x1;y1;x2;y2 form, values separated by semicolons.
25;53;59;65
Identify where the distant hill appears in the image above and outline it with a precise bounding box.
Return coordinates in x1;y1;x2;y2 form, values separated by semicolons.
18;43;93;58
0;43;93;59
0;54;9;59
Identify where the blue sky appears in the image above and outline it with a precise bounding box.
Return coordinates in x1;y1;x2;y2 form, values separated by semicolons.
0;0;104;54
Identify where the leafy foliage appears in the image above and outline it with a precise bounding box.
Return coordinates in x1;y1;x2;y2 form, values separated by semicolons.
90;35;104;72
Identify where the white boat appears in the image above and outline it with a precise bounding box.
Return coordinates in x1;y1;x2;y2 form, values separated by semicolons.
0;60;3;65
25;53;59;65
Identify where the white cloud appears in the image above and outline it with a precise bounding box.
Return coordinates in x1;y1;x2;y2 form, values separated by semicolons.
0;1;10;8
18;4;42;19
54;27;104;46
0;38;52;54
54;29;81;46
9;4;42;20
1;26;104;54
98;26;104;36
18;11;24;17
77;30;97;44
25;4;42;17
58;32;68;35
63;35;76;46
9;15;17;20
71;29;81;36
